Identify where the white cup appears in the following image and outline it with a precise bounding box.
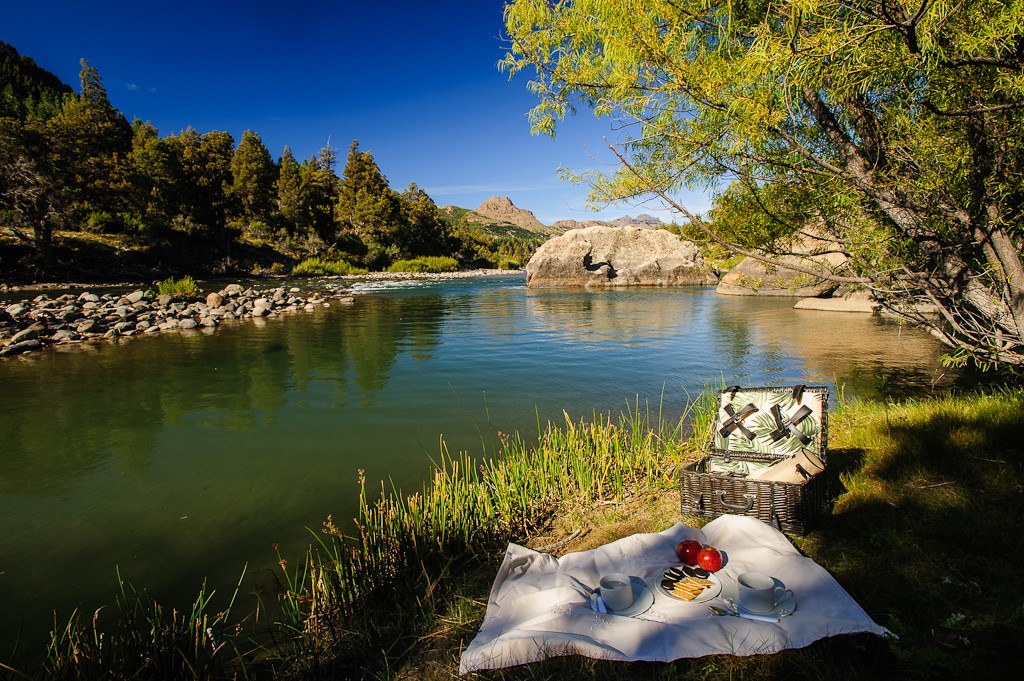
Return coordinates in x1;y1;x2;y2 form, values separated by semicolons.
599;573;634;611
736;571;792;614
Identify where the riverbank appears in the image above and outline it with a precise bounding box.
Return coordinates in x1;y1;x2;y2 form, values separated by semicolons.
6;388;1020;679
0;269;520;358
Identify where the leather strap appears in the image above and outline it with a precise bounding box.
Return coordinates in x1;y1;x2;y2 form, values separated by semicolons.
718;402;758;440
768;404;813;444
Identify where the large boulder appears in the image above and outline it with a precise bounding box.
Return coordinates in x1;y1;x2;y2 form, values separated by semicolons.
794;288;880;313
716;231;847;297
525;226;717;288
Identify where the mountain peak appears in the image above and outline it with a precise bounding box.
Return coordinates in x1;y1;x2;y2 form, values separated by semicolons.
473;196;549;233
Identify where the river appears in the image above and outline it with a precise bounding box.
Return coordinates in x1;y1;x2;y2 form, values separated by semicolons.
0;273;958;649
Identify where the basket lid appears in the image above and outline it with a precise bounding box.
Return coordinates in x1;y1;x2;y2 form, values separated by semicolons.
711;385;829;460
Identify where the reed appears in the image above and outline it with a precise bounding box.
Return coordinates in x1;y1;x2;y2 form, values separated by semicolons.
38;567;248;680
273;401;693;676
10;392;711;679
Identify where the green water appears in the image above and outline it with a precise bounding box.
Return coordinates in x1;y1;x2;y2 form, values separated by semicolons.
0;274;957;647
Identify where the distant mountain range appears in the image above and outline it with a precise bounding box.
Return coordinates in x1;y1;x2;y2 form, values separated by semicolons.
440;196;666;239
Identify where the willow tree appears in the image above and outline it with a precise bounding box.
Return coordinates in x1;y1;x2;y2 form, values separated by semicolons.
502;0;1024;369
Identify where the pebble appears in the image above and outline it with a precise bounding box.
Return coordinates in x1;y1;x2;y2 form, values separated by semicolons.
0;283;356;358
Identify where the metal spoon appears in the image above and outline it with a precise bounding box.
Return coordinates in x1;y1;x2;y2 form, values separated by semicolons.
708;606;778;622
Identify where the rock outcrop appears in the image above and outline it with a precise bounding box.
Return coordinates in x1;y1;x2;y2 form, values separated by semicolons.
716;232;847;297
471;196;551;234
550;214;665;231
525;226;717;288
609;214;664;228
794;288;880;313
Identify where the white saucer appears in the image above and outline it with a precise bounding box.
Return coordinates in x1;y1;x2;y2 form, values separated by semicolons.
590;576;655;617
736;592;797;617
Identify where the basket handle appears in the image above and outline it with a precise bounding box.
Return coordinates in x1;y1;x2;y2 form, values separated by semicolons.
715;490;755;512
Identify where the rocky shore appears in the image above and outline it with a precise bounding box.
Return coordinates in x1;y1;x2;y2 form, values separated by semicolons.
0;282;354;358
0;270;520;358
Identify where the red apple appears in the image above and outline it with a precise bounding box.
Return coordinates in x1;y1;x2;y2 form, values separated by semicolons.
675;539;704;565
696;545;723;572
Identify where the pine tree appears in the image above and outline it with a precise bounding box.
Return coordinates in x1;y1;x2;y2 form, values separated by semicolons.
45;59;132;227
398;182;451;258
229;130;276;224
276;146;302;232
299;145;340;246
166;127;234;246
336;140;400;261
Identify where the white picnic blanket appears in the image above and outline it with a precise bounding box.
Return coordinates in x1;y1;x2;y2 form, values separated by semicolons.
459;515;892;673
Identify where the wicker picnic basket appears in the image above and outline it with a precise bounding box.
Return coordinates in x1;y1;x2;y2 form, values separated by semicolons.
679;384;829;535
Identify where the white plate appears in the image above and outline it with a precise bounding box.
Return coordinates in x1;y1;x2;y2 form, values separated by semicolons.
655;570;723;603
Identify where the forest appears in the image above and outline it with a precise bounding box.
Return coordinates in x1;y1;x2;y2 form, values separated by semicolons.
0;41;540;282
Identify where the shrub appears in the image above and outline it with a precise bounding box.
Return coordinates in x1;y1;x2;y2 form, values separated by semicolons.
155;275;199;299
291;257;368;277
387;256;460;273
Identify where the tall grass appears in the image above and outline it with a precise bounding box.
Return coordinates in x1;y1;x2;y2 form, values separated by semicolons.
155;275;199;299
291;257;368;277
386;256;459;273
38;567;248;680
271;402;693;676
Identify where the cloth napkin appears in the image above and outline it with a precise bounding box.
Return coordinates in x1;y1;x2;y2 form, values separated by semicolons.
459;515;891;673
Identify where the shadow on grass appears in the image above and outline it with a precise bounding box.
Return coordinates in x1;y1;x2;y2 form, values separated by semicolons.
806;396;1024;678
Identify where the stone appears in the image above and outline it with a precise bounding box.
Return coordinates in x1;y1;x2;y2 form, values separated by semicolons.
200;317;218;328
9;327;40;344
178;318;198;329
252;306;268;318
157;294;174;307
76;319;102;334
0;339;42;356
716;231;846;297
51;329;78;342
206;292;224;308
126;290;146;304
79;292;100;303
136;320;151;331
794;289;880;313
525;225;717;288
221;283;244;296
5;303;27;318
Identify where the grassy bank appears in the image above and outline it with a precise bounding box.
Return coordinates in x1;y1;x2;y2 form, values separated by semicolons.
3;389;1022;679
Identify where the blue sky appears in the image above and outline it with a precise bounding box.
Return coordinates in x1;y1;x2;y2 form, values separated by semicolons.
1;1;712;225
